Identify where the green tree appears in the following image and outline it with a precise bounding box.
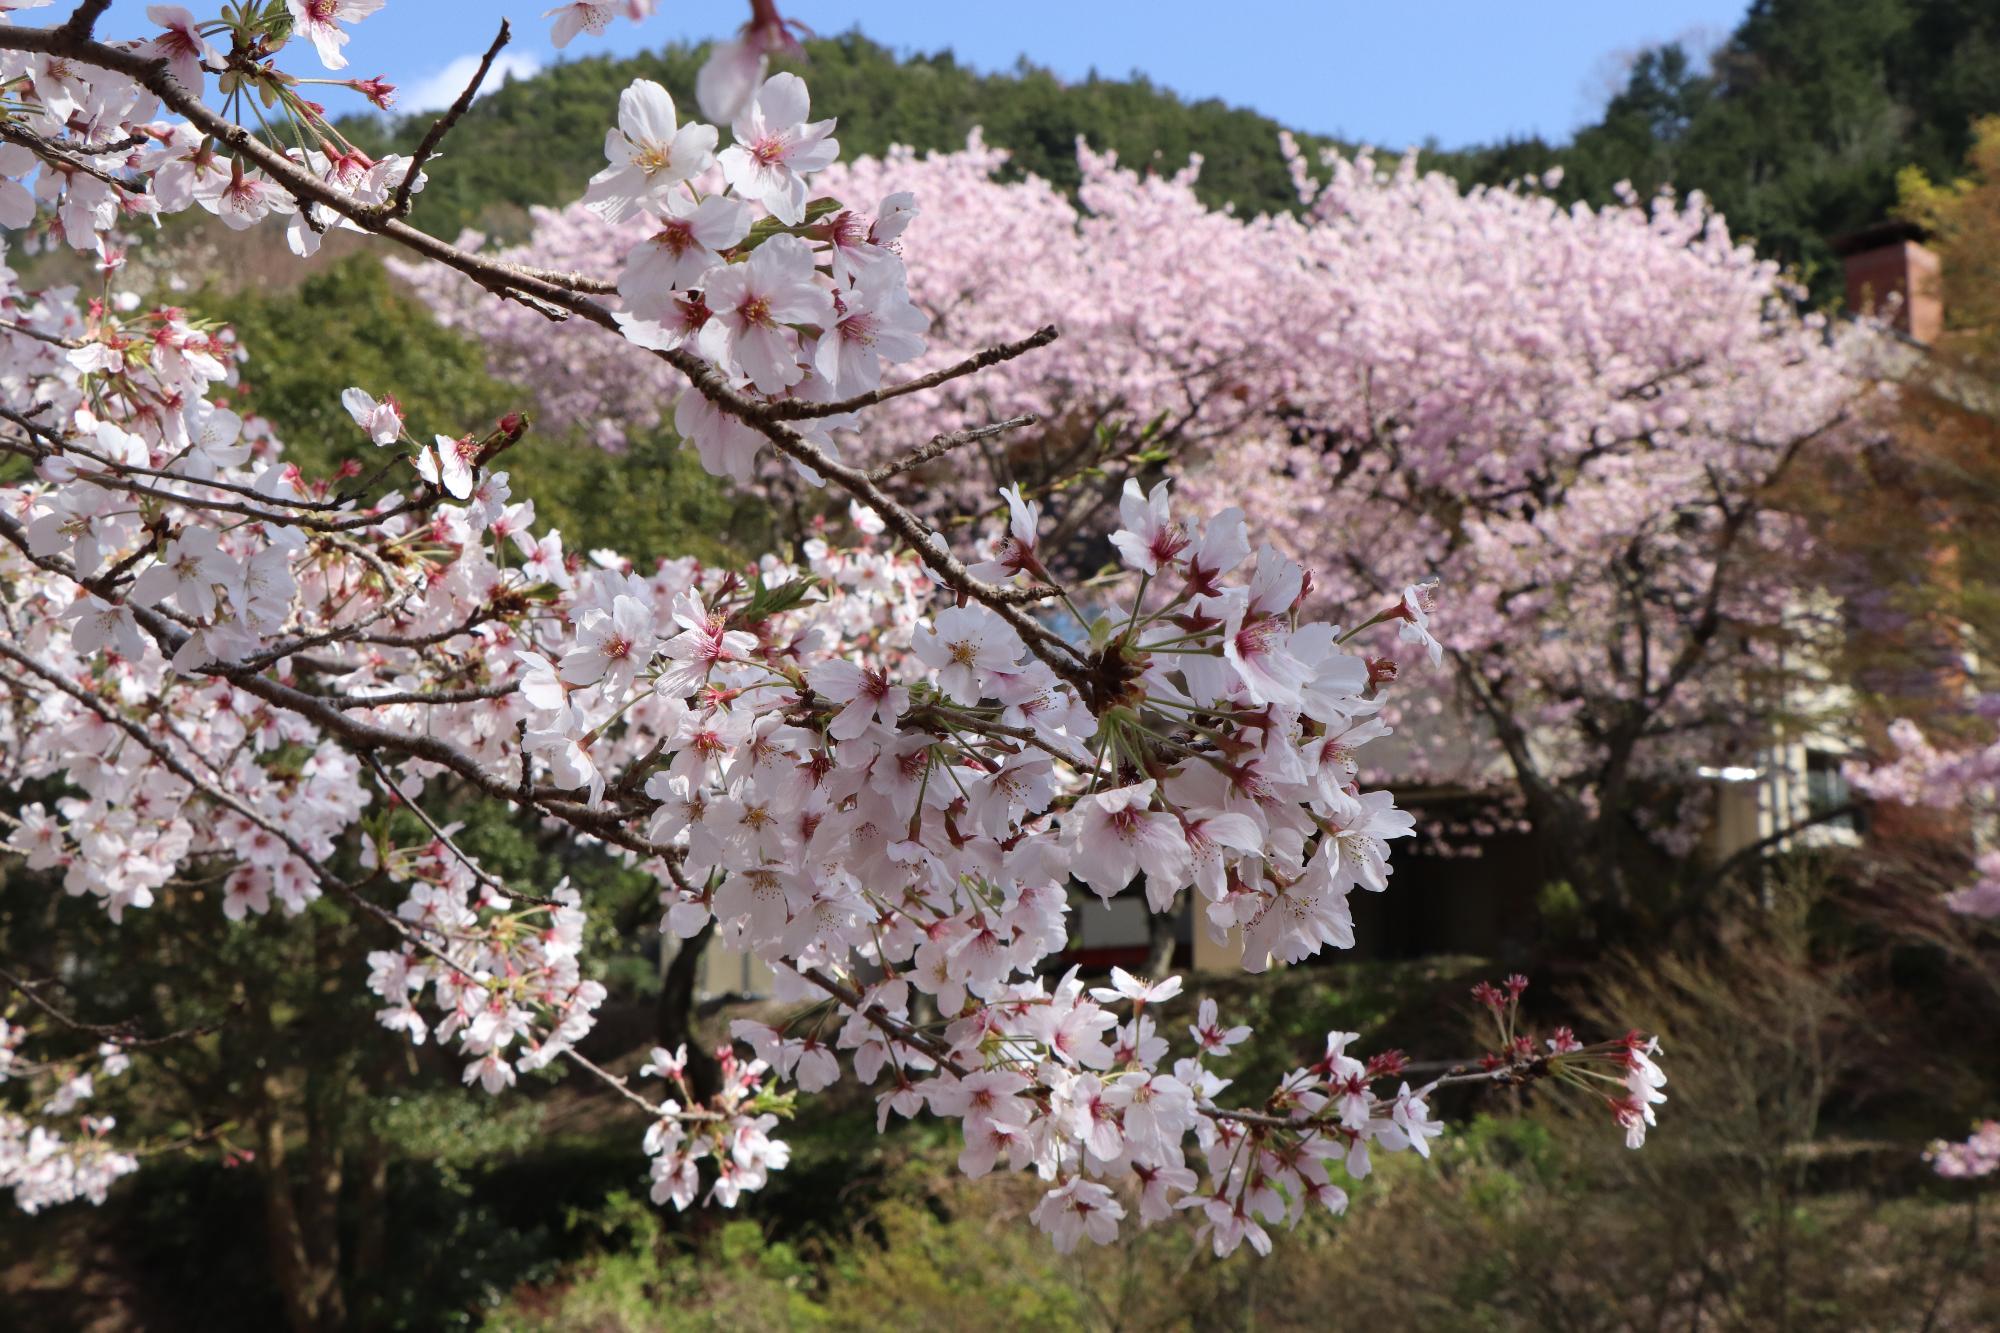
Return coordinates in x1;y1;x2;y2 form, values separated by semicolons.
1438;0;2000;300
204;254;767;565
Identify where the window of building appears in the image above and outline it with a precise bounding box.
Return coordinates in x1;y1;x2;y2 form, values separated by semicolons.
1804;749;1861;835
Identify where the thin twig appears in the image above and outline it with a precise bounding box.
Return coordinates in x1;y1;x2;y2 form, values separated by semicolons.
867;414;1038;483
0;962;235;1048
0;318;83;350
0;118;130;189
360;753;564;909
386;20;511;220
768;327;1060;422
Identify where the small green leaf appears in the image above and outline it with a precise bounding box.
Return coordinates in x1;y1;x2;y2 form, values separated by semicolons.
729;575;821;626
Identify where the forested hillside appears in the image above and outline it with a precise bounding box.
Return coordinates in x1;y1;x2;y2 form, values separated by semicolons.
345;32;1333;238
1438;0;2000;293
351;0;2000;297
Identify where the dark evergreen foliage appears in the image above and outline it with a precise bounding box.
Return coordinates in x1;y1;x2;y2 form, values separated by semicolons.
1435;0;2000;295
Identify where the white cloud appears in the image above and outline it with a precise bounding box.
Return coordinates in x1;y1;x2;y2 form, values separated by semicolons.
398;52;544;114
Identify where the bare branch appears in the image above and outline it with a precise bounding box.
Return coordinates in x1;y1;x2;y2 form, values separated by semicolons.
0;962;235;1049
386;20;511;220
766;326;1061;421
867;414;1038;483
0;318;83;350
0;117;131;190
55;0;113;41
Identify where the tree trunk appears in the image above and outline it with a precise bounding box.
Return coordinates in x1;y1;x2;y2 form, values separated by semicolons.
300;1070;347;1332
1144;904;1179;979
657;920;720;1102
255;1079;344;1333
349;1131;390;1320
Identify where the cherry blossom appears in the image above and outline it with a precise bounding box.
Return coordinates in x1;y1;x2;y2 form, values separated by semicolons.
340;385;403;444
692;0;802;123
1110;479;1190;576
1927;1121;2000;1180
1856;714;2000;918
1190;998;1251;1055
543;1;617;49
583;79;719;223
1066;782;1191;900
807;657;910;739
285;0;384;71
196;165;296;230
414;432;478;499
560;593;658;694
698;232;835;394
910;604;1024;704
716;72;839;226
0;1;1674;1253
967;484;1047;584
128;529;235;619
617;195;751;311
815;263;929;395
142;5;216;91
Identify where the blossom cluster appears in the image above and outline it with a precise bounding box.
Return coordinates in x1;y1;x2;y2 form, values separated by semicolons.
1470;974;1668;1150
1853;712;2000;917
408;68;931;470
732;968;1455;1256
1926;1120;2000;1181
0;0;1671;1246
425;118;1868;820
0;1019;138;1214
637;1040;793;1210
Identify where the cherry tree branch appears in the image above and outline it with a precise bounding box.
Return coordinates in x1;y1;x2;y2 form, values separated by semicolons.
0;646;704;1124
764;326;1060;421
0;318;83;350
387;20;511;220
56;0;113;40
788;963;1534;1138
0;962;236;1049
867;414;1039;483
0;417;430;532
0;20;1091;688
0;117;130;189
0;510;669;855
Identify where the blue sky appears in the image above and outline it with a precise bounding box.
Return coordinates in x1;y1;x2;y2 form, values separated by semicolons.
101;2;1752;148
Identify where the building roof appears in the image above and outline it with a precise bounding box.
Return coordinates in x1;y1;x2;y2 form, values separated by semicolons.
1829;219;1929;258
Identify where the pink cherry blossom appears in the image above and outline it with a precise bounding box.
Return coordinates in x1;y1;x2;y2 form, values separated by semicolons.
285;0;384;71
0;6;1677;1247
716;72;839;226
142;6;216;91
910;604;1023;703
808;658;910;739
618;196;751;312
583;79;719;223
697;232;834;394
543;1;616;48
340;386;403;445
1066;781;1191;900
